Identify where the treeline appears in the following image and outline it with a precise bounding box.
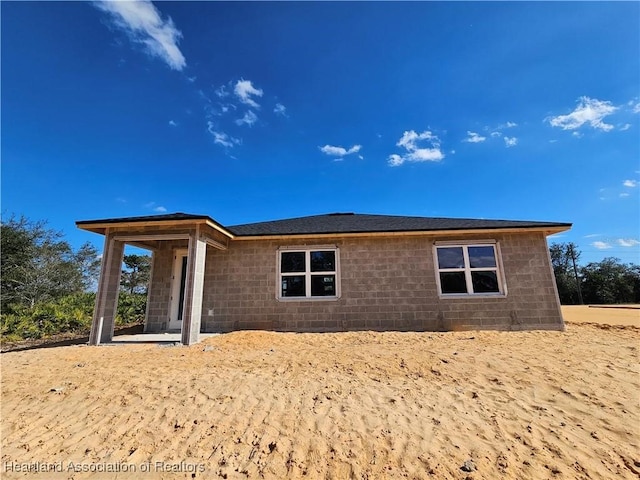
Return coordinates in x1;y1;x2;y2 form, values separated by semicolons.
550;243;640;305
1;215;150;341
2;215;638;341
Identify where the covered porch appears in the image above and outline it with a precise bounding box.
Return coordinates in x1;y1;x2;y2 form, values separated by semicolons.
76;213;233;346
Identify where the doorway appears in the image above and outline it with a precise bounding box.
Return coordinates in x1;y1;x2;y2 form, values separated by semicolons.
168;249;188;331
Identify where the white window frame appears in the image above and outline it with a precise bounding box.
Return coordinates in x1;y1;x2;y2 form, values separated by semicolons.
276;246;341;301
433;241;507;298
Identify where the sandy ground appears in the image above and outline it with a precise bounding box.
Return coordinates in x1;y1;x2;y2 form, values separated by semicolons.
562;305;639;326
1;308;639;479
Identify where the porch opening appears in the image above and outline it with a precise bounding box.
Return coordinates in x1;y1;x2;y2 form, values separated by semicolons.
116;245;152;334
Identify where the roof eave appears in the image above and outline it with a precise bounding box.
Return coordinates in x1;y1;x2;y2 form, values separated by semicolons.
230;224;572;240
76;218;236;239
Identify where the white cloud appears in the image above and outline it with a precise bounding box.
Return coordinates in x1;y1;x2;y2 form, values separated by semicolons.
144;201;167;212
388;130;444;167
633;102;640;114
208;103;236;117
488;121;518;138
620;123;631;131
620;192;630;197
618;238;640;247
168;120;177;127
274;103;287;116
623;179;637;187
207;122;241;148
94;0;186;70
319;144;362;159
504;137;518;147
235;110;258;127
197;89;211;104
464;131;486;143
407;148;445;161
547;96;618;132
212;131;240;148
592;241;612;250
583;233;601;238
388;154;403;167
215;85;229;98
234;79;263;108
396;130;436;150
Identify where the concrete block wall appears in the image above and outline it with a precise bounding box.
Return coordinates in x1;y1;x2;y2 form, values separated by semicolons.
197;232;563;333
145;239;188;332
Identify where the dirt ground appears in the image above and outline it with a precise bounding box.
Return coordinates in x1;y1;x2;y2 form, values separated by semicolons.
561;305;639;326
1;307;638;479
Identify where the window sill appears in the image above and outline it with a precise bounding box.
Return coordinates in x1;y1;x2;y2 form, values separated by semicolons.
276;296;341;302
438;293;507;299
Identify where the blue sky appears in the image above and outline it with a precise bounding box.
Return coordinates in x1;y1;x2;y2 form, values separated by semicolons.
2;1;639;264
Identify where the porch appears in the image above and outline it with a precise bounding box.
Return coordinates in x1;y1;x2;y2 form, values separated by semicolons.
76;213;234;346
108;332;219;345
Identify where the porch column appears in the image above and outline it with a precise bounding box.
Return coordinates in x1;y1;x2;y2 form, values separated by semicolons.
181;226;207;345
89;232;125;345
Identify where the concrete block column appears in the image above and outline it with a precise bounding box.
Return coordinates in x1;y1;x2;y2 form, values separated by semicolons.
181;227;207;345
89;232;125;345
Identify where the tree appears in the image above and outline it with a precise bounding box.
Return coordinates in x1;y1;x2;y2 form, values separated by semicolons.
1;214;100;310
120;254;151;294
549;242;583;304
75;243;102;292
580;258;640;304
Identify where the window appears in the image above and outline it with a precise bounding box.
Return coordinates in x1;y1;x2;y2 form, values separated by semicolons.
435;243;504;296
278;247;340;299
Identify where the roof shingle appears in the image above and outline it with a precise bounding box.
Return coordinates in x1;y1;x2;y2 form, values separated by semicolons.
227;213;571;236
77;212;570;237
76;212;212;225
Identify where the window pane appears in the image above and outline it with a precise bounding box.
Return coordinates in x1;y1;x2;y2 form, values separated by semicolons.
437;247;465;269
310;251;335;272
281;252;305;273
468;246;496;268
471;271;499;293
282;276;306;296
311;275;335;296
440;272;467;294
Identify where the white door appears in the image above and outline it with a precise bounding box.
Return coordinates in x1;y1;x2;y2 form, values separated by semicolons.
168;249;188;331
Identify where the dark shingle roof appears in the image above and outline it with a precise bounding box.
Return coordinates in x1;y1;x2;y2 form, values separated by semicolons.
76;212;212;226
227;213;571;236
77;212;571;237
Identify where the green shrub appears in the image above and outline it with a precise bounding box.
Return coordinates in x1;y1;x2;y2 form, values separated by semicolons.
116;292;147;325
0;292;95;340
1;292;147;341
